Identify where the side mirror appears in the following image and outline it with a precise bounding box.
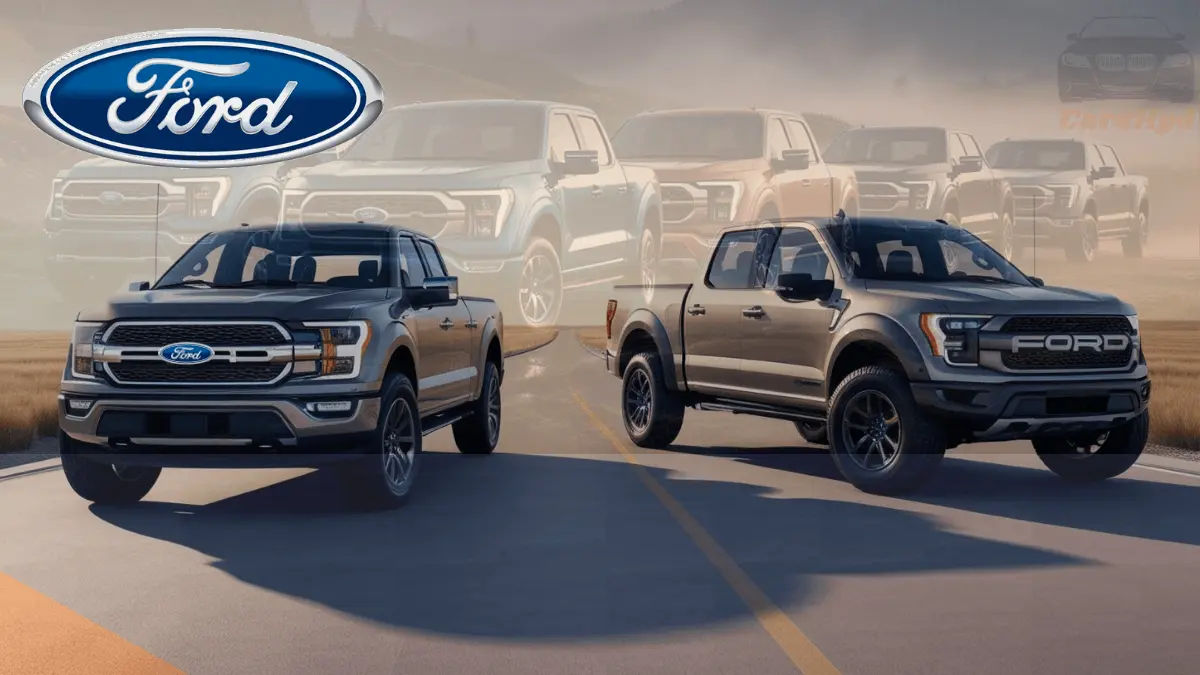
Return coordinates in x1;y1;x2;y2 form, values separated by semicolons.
1029;276;1045;287
556;149;600;175
1067;33;1079;42
1092;165;1117;180
954;155;983;174
129;281;150;292
771;148;811;172
408;276;459;308
775;272;834;302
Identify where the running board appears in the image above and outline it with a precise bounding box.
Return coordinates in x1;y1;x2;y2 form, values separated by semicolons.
695;399;826;424
420;406;472;435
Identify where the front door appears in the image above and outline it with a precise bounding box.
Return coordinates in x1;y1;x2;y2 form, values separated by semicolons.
416;238;476;406
739;225;838;409
398;236;458;414
568;113;630;275
547;112;597;275
950;133;996;236
681;227;777;397
785;118;836;218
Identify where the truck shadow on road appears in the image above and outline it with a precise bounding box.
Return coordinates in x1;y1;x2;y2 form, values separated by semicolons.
90;451;1084;640
694;445;1200;548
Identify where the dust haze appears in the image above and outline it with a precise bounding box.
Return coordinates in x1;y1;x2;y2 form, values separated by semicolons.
0;0;1197;329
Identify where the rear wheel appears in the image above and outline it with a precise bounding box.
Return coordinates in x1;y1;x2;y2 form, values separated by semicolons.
1121;210;1148;258
1065;213;1098;263
621;352;685;448
1033;411;1148;482
60;432;160;505
452;360;502;454
794;421;828;445
827;367;946;495
338;372;422;510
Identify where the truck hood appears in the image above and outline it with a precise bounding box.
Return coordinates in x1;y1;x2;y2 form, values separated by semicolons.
861;280;1135;315
990;169;1084;184
620;158;766;182
78;287;389;323
832;163;950;183
287;159;540;191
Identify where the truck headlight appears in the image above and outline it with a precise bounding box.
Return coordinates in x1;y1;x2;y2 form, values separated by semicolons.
294;320;371;380
904;181;935;210
920;314;990;366
70;321;104;379
1045;184;1078;209
173;177;231;218
450;190;513;238
697;181;743;222
1163;53;1191;68
1061;53;1090;67
48;178;64;219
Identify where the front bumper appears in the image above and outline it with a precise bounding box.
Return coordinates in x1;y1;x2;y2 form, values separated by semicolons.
1058;64;1194;101
59;392;381;468
912;376;1151;442
1013;212;1081;243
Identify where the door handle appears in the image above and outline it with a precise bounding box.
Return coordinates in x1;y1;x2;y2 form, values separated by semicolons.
439;318;454;330
801;179;811;187
742;306;765;318
616;185;628;193
687;304;706;316
591;186;604;196
465;319;478;329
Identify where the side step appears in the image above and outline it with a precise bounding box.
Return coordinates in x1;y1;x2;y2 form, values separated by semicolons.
420;405;473;435
695;398;826;424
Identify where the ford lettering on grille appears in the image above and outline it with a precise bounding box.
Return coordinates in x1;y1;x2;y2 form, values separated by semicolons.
1010;334;1131;353
22;29;384;167
158;342;215;365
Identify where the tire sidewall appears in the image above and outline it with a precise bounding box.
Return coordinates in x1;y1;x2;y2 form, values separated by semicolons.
622;355;657;444
517;237;563;327
373;373;423;502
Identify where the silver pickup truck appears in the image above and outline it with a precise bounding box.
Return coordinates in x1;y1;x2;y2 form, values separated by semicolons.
604;216;1151;495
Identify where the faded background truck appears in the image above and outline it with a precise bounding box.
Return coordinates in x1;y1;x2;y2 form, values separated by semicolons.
281;99;662;328
824;126;1017;260
59;223;504;510
611;108;858;280
604;216;1149;495
986;138;1150;263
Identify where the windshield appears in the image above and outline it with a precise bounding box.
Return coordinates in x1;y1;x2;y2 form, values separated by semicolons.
824;128;947;165
985;141;1085;171
155;226;396;289
341;105;546;162
612;113;763;161
826;219;1032;285
1079;17;1174;39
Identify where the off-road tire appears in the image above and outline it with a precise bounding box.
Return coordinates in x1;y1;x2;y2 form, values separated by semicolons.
1121;210;1147;258
1065;213;1098;263
452;360;502;454
795;421;828;445
338;372;423;510
621;352;685;448
1033;410;1148;482
60;432;160;505
827;366;947;495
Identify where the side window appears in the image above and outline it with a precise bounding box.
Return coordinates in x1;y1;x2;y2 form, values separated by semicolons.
417;240;447;277
959;133;983;157
766;118;790;159
574;116;613;166
1086;144;1103;172
397;236;427;286
1098;145;1123;173
765;228;832;288
948;134;968;163
785;119;818;159
707;229;766;289
548;113;581;163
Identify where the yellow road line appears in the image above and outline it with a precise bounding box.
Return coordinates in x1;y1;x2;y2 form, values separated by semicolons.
572;391;842;675
0;573;185;675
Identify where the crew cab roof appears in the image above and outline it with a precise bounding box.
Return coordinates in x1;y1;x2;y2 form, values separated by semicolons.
717;215;956;235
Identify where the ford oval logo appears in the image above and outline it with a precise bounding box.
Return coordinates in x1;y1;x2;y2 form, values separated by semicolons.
22;29;384;168
353;206;389;223
158;342;215;365
98;190;124;204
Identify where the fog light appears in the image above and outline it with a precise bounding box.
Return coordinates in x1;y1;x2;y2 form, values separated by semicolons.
306;401;352;414
1141;382;1151;403
65;398;94;415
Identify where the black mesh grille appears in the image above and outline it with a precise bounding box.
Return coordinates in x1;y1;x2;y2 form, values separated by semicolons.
1002;316;1133;334
107;362;286;384
107;323;287;347
1002;348;1133;370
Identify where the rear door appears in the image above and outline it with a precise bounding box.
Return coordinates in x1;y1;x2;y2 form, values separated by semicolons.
416;238;476;406
398;236;455;413
682;227;777;397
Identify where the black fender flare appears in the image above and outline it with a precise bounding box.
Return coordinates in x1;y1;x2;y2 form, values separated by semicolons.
473;315;503;397
615;308;679;391
824;314;930;398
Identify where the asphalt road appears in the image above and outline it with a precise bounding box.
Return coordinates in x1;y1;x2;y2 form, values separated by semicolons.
3;332;1200;675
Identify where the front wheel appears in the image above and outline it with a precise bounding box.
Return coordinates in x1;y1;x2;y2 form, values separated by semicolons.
996;211;1015;261
621;352;685;448
1121;210;1148;258
624;227;658;305
827;366;946;495
1033;411;1148;482
339;372;423;510
1065;213;1098;263
60;432;160;505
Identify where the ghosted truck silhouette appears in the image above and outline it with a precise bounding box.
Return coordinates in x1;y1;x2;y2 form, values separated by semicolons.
604;217;1150;495
610;109;857;278
1058;16;1194;103
985;139;1150;264
59;223;504;510
824;126;1017;260
280;100;662;327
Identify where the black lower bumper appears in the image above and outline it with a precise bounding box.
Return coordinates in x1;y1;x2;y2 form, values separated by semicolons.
62;431;378;469
911;376;1151;442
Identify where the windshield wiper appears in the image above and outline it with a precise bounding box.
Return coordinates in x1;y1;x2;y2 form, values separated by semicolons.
949;275;1024;285
154;280;216;289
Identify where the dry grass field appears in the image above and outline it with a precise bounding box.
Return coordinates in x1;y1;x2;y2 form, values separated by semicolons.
0;327;557;453
577;323;1200;451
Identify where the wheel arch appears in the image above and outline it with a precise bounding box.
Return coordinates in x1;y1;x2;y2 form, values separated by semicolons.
825;316;930;399
615;309;679;391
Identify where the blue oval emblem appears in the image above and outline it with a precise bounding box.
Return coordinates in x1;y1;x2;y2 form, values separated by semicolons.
353;206;389;223
99;190;124;204
22;29;384;168
158;342;214;365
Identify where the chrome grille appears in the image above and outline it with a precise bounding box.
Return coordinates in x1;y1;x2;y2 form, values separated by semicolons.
98;321;293;386
300;192;458;236
1011;185;1054;214
857;182;905;212
1126;54;1157;71
61;181;175;218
